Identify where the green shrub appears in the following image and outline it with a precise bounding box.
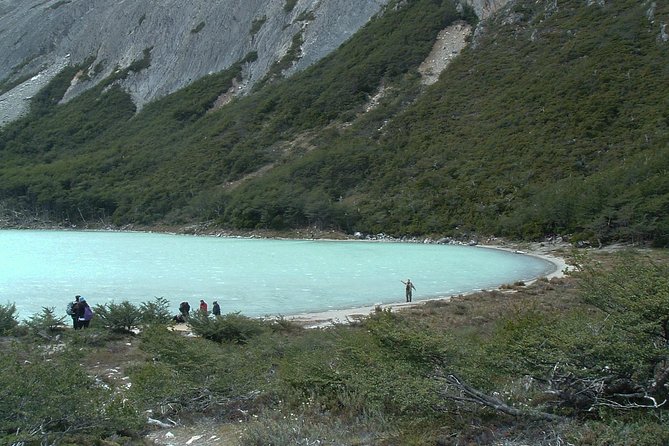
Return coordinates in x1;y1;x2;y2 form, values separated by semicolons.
139;296;173;326
567;419;669;446
0;303;18;335
485;252;669;415
276;324;442;417
284;0;298;13
268;315;302;334
93;300;141;333
135;325;276;415
250;17;266;35
188;311;268;343
191;21;205;34
363;308;449;369
0;346;142;444
24;306;67;334
126;361;184;414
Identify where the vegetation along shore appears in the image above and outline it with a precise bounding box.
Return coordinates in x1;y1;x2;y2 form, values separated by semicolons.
1;242;668;445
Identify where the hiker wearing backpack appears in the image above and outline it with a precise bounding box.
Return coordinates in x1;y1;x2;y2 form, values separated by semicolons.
178;301;191;319
76;296;94;329
66;295;80;329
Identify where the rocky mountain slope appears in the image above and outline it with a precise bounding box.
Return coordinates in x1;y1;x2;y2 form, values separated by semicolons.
0;0;390;125
0;0;667;246
0;0;512;126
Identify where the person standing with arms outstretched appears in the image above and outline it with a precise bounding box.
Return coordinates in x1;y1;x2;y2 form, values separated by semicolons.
401;279;416;302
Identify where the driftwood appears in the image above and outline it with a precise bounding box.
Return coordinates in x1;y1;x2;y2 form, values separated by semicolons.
547;363;667;412
434;371;564;421
147;417;177;428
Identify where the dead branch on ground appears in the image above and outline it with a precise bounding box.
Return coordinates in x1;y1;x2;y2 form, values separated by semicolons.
434;370;563;421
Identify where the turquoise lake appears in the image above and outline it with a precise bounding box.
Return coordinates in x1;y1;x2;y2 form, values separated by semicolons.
0;230;556;320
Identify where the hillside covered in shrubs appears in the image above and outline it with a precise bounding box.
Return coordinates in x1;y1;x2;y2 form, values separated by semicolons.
0;0;667;246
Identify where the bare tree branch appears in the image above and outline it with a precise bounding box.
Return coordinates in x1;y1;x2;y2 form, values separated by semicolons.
434;371;564;421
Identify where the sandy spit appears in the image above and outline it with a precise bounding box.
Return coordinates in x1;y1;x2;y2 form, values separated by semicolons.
284;242;572;328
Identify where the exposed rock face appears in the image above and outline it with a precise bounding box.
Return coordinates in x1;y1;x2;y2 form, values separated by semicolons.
0;0;511;127
415;0;510;84
418;21;472;85
0;0;389;124
464;0;511;20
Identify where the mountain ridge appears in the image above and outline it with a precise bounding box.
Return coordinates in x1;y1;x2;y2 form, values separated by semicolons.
0;0;667;246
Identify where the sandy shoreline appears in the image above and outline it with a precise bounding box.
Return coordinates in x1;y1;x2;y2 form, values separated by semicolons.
283;242;571;328
169;242;570;331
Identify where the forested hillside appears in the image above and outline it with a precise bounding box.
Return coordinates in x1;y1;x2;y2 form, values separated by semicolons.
0;0;667;245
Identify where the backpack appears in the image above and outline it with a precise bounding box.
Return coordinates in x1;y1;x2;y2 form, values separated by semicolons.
83;306;94;321
66;302;75;316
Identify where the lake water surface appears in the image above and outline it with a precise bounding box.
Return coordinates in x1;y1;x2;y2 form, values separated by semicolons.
1;230;556;320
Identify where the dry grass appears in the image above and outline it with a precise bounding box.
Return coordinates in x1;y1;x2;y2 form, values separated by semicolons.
402;276;580;337
401;246;669;334
76;336;149;389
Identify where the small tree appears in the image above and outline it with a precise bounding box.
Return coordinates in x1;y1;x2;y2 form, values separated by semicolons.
93;301;141;333
577;252;669;407
139;297;173;326
0;303;18;335
25;306;66;334
188;311;267;344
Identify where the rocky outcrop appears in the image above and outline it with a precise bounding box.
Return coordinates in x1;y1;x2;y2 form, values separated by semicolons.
415;0;511;85
418;21;472;85
464;0;512;20
0;55;70;126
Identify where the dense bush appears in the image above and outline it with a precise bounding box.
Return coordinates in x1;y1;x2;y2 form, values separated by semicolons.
24;306;67;334
188;311;269;343
0;346;142;444
0;303;18;334
481;253;669;416
131;325;278;416
93;300;142;333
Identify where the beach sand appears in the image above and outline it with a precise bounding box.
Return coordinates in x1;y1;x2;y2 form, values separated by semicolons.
284;242;571;328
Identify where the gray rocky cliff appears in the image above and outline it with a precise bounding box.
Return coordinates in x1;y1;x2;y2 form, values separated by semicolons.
0;0;506;126
0;0;389;125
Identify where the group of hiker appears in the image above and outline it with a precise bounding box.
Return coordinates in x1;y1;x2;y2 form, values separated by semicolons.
65;295;224;328
173;299;221;323
66;295;94;329
66;280;417;328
